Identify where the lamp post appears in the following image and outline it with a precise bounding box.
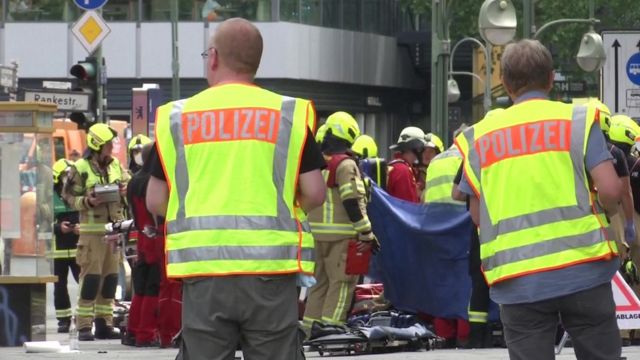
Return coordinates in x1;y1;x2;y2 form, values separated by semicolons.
430;0;451;144
448;37;493;114
479;0;606;73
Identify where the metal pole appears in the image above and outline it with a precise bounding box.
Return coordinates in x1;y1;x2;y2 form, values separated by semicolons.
533;18;599;39
484;42;492;113
430;0;450;143
171;0;180;100
522;0;534;38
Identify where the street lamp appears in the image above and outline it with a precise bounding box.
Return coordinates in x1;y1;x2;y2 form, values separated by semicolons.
479;0;606;73
449;37;493;114
478;0;517;46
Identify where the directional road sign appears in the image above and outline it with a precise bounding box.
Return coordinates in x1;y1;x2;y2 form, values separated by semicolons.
602;31;640;119
72;10;111;54
74;0;109;11
24;89;90;112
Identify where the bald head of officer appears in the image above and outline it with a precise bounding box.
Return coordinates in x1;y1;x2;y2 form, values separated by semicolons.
205;17;263;86
500;39;554;100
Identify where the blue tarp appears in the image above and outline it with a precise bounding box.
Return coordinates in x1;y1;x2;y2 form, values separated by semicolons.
367;185;473;319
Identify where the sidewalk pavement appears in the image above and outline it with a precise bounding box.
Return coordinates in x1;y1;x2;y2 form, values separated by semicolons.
1;280;639;359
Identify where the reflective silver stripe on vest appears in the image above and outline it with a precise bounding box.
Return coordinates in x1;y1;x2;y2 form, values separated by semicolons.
166;97;311;234
482;228;605;271
169;99;189;220
434;147;461;160
428;174;457;188
168;245;314;264
473;105;609;269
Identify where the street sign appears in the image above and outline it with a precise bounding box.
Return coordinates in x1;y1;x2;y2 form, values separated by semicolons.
71;11;111;54
42;81;71;90
0;66;15;88
24;89;90;112
602;31;640;119
73;0;109;11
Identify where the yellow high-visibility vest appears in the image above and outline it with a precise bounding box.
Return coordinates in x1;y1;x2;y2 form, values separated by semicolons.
72;158;125;234
156;83;316;278
423;147;464;205
455;101;617;285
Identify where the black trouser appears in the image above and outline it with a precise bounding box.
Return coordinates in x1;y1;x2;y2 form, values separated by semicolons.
53;258;80;320
501;282;621;360
468;228;490;320
132;261;160;297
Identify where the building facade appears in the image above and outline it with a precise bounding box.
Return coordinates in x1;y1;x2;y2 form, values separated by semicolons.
1;0;472;154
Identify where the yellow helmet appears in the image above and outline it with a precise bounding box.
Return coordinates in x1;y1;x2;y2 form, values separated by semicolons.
315;123;328;144
424;133;444;153
325;111;360;145
128;134;152;152
390;126;426;151
610;114;640;146
52;159;73;185
588;99;612;134
352;135;378;158
87;123;117;151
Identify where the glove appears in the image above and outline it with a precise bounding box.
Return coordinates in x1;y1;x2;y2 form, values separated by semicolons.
357;231;380;254
622;258;640;285
625;220;636;245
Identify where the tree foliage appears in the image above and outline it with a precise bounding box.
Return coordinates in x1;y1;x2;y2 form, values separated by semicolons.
401;0;640;80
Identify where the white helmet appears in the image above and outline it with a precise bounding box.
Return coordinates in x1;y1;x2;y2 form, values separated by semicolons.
389;126;427;151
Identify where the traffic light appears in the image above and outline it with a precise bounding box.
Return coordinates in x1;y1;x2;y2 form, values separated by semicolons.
69;57;98;130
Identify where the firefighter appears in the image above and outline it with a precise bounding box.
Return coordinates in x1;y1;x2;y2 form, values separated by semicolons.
423;127;466;205
593;100;636;261
128;134;152;174
418;132;444;195
387;126;426;202
304;111;378;335
352;134;387;190
51;158;80;333
63;123;130;341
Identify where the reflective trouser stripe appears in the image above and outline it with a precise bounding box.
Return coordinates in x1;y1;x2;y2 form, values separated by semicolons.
302;316;321;329
49;249;77;259
329;282;350;323
76;305;94;317
94;304;113;316
468;311;488;323
56;308;73;318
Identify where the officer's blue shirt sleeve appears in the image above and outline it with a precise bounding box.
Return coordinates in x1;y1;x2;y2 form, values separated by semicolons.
457;123;613;196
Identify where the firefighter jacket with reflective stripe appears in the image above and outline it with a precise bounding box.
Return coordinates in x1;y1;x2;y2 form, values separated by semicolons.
387;158;420;203
455;101;617;285
309;154;370;241
423;147;464;205
62;156;129;235
51;192;79;259
156;83;316;278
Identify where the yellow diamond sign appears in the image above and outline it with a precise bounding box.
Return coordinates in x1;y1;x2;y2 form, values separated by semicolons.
72;11;111;54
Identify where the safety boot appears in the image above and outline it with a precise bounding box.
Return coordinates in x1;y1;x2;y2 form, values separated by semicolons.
94;318;121;340
78;328;94;341
57;318;71;333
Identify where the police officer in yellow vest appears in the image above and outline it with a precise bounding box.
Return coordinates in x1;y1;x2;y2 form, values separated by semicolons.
303;112;377;335
145;18;326;360
63;123;129;341
455;40;622;360
51;158;80;333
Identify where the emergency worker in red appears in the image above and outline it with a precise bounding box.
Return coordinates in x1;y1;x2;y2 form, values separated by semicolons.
387;126;426;203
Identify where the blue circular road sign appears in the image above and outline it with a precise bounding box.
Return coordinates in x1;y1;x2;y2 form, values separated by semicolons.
626;52;640;86
74;0;109;11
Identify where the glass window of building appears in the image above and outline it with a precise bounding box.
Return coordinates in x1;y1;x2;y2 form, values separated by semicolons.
8;0;66;21
342;0;360;31
199;0;271;22
300;0;320;26
321;0;339;28
280;0;299;23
